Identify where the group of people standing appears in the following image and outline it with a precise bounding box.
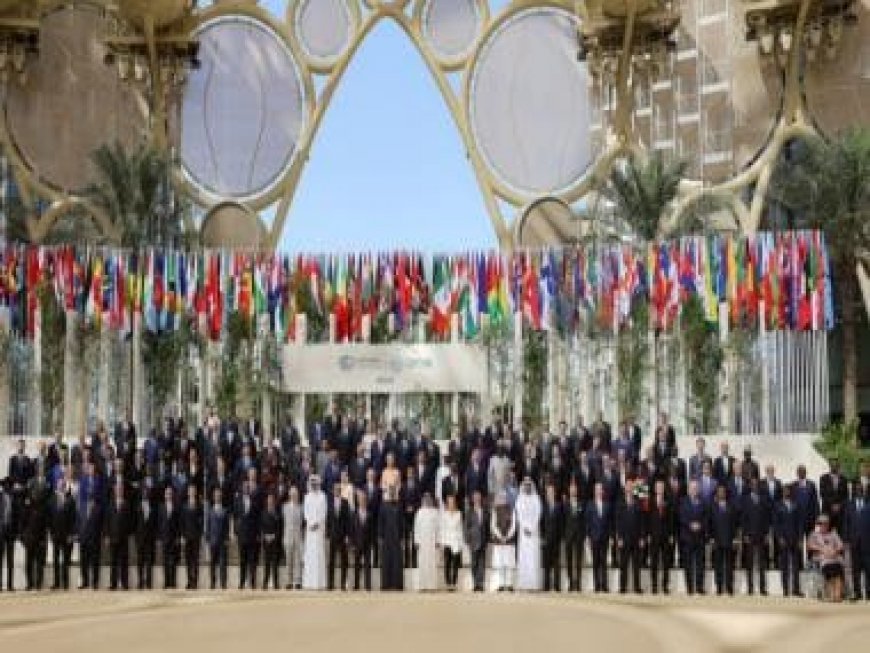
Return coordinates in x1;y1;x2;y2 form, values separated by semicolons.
1;410;869;602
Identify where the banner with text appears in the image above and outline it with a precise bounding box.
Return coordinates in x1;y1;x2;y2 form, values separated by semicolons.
282;344;488;394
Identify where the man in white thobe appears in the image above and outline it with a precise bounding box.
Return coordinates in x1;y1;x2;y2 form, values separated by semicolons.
413;494;441;591
515;478;542;591
491;491;517;591
302;476;328;590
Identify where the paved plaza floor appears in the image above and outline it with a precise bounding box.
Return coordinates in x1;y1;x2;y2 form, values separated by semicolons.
1;591;868;653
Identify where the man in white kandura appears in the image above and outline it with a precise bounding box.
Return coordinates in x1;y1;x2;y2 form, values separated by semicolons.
302;475;328;590
490;491;517;591
413;493;441;591
515;477;542;591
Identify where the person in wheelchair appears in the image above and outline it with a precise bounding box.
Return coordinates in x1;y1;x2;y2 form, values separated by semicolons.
807;514;846;602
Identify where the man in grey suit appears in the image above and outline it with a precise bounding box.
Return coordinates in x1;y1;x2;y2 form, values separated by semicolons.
464;490;489;592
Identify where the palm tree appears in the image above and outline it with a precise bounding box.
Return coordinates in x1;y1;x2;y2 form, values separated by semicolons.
84;140;192;248
600;153;688;240
768;128;870;424
600;153;729;241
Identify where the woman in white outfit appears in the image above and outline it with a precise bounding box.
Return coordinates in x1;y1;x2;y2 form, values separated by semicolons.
413;493;441;591
440;494;464;591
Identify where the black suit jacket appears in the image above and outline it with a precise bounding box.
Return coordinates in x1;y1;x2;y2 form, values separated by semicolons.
614;499;645;545
351;508;376;551
709;501;738;547
105;501;133;544
713;456;736;483
327;497;351;541
740;494;771;542
158;503;181;546
563;500;586;543
135;501;158;547
648;497;676;543
541;500;564;546
181;502;204;542
820;472;849;513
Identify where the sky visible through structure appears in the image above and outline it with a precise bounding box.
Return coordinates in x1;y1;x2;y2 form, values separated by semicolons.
241;0;512;252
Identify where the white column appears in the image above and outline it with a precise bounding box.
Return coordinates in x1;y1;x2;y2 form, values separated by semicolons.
479;315;492;423
363;313;373;424
547;329;557;429
96;323;110;429
327;313;336;414
31;304;42;437
647;328;658;438
295;314;308;442
759;301;771;435
719;302;730;434
132;312;144;437
513;311;523;428
63;310;78;438
581;336;592;425
451;313;460;429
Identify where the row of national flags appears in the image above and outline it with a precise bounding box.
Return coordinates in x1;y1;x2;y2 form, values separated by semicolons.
0;231;834;342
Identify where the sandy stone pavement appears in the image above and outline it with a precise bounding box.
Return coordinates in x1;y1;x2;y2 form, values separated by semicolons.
0;592;867;653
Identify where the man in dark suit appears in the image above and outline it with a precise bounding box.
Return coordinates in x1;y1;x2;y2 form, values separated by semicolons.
206;486;230;590
134;486;158;589
181;486;203;590
541;482;564;592
713;442;735;485
564;482;586;592
648;479;676;594
106;491;132;590
351;490;376;591
728;462;750;502
820;458;848;534
741;447;760;482
688;438;712;480
710;484;737;595
761;465;783;569
78;496;102;590
8;439;33;489
464;490;489;592
158;486;180;589
235;481;260;590
741;478;770;595
615;484;645;594
260;493;283;590
327;482;351;591
844;483;870;600
23;476;50;591
586;482;612;593
465;449;488;501
793;465;819;559
773;484;803;597
680;479;708;595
